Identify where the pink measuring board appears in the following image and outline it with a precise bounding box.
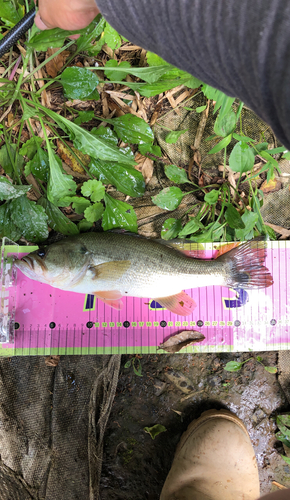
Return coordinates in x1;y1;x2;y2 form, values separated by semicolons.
0;238;289;356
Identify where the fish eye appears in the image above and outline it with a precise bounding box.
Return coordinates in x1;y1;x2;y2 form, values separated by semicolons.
37;247;46;258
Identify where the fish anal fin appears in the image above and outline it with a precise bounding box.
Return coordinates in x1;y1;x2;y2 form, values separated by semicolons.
89;260;131;281
93;292;124;311
154;291;196;317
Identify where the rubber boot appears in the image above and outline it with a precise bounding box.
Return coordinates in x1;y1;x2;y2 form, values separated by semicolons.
160;409;260;500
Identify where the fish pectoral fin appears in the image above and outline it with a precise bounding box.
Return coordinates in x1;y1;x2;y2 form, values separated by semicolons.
154;291;196;317
89;260;131;280
93;290;124;310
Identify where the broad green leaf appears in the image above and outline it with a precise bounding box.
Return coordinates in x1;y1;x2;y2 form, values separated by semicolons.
22;101;40;121
106;114;154;145
232;133;254;143
196;105;207;113
178;218;204;237
161;218;182;240
276;432;290;448
84;202;104;222
44;107;136;166
103;23;122;50
224;361;243;372
10;195;48;242
189;220;224;242
0;202;21;240
61;67;99;100
266;146;287;155
26;147;50;182
152;186;183;211
89;159;145;197
201;84;235;115
85;88;100;101
165;129;188;144
81;179;105;202
283;151;290;160
37;197;79;236
204;190;219;205
102;193;137;232
58;196;91;214
138;143;162;157
90;126;119;146
282;456;290;465
78;220;93;232
277;415;290;428
0;1;21;25
28;26;88;51
208;135;232;154
229;141;255;173
98;64;180;84
136;76;200;97
214;109;236;138
264;366;277;374
19;137;43;159
164;164;189;184
260;150;279;166
146;52;168;66
251;142;268;155
235;210;258;241
265;224;277;240
0;144;24;178
47;142;77;206
0;176;30;201
104;60;131;81
144;424;167;440
76;16;106;52
74;110;95;125
224;204;245;229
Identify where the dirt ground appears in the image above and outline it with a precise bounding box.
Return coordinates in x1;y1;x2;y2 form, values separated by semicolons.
100;351;290;500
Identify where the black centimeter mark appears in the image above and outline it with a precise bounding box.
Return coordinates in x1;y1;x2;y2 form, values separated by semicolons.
49;322;56;329
86;321;94;329
14;322;20;330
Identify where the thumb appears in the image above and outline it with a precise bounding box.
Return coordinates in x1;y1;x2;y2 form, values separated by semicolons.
34;11;54;30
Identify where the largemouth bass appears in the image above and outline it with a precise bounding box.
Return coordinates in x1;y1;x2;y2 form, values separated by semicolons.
14;233;273;316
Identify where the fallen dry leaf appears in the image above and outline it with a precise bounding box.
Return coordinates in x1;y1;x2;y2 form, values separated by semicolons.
57;140;90;175
261;177;282;194
158;330;205;353
45;355;60;367
135;153;154;184
45;48;70;78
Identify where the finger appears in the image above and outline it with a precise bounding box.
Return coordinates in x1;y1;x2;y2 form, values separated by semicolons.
34;11;54;30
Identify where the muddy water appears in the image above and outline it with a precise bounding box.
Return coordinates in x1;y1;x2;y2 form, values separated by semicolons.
100;352;290;500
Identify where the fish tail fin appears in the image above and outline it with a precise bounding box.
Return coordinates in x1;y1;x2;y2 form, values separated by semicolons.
219;240;273;289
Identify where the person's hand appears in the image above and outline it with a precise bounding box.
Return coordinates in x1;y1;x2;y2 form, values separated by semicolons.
35;0;100;37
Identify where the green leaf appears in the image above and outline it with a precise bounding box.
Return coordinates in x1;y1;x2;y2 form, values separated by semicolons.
256;356;263;362
0;176;30;201
208;135;232;154
84;202;104;222
47;142;77;206
74;110;95;125
104;60;131;81
44;107;136;166
132;358;142;377
229;141;255;173
138;143;162;157
58;196;91;214
105;114;154;145
251;142;268;155
196;105;207;113
102;193;138;232
204;190;219;205
282;456;290;465
214;109;236;138
22;101;40;121
201;84;235;115
81;179;105;202
161;218;182;240
165;130;188;144
265;224;277;240
78;220;93;232
189;220;224;243
151;187;183;211
89;159;145;197
283;151;290;160
276;432;290;448
277;415;290;428
90;126;118;146
260;150;279;166
0;202;22;241
103;22;122;50
266;146;287;155
264;366;277;374
235;210;258;241
233;133;254;143
37;197;79;236
146;52;168;66
224;204;245;229
10;195;48;242
224;361;243;372
76;16;106;52
178;218;204;237
0;144;24;178
135;78;188;97
26;147;50;182
0;1;21;25
28;26;89;51
19;137;43;159
124;359;132;368
61;67;99;100
164;164;189;184
144;424;167;440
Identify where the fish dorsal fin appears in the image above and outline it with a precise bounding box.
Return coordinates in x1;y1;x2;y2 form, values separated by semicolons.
94;290;123;300
154;291;197;316
89;260;131;281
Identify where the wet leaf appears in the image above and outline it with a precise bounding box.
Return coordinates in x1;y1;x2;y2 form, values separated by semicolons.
104;60;131;81
165;130;188;144
164;164;189;184
28;26;88;51
81;179;105;202
99;64;176;84
84;202;104;222
58;196;91;214
47;142;77;206
224;204;245;229
10;195;48;242
277;415;290;428
0;144;24;178
26;147;50;182
161;218;182;240
138;143;162;157
0;0;21;25
103;22;122;50
178;218;204;237
78;220;93;232
146;52;168;66
90;159;145;197
45;48;70;78
0;177;30;201
224;361;243;372
76;16;105;52
158;331;205;353
0;202;22;241
235;210;258;240
201;84;235;115
208;134;232;154
61;67;99;100
264;366;277;374
106;114;154;145
214;109;236;137
90;126;119;146
37;197;79;236
204;190;219;205
19;137;43;159
152;186;183;211
74;110;95;125
144;424;167;440
229;141;255;173
102;193;137;232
